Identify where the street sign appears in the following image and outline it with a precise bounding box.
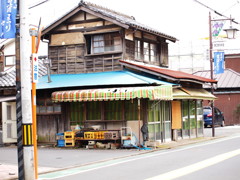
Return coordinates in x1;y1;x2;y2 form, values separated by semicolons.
0;0;17;39
214;52;224;74
32;53;38;83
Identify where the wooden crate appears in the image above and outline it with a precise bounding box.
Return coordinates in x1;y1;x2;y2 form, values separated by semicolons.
64;131;75;139
65;139;75;147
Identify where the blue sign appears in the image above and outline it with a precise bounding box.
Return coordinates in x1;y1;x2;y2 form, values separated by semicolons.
0;0;17;39
214;52;224;74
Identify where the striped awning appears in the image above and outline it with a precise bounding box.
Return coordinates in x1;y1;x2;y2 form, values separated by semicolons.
52;85;172;102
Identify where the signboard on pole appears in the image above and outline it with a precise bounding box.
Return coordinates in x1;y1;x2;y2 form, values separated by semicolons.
32;53;38;83
214;52;224;74
0;0;17;39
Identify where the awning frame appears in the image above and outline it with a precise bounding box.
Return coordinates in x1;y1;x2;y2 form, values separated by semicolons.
52;85;173;102
173;87;217;100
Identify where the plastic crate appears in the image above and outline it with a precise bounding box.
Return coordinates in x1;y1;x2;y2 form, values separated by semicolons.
95;131;107;139
104;132;119;139
56;133;64;140
65;139;75;147
64;131;75;139
57;139;65;147
84;132;95;139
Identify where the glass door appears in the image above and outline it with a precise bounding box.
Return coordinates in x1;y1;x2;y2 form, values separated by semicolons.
148;101;162;141
197;100;204;136
162;101;171;142
147;101;171;142
182;100;190;138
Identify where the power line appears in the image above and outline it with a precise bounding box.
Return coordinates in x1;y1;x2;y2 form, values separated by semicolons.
222;1;240;14
29;0;49;9
193;0;239;24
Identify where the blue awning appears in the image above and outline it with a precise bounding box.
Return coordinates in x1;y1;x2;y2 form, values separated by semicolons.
37;70;175;89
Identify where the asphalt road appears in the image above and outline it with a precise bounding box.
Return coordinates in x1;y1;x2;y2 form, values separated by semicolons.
1;125;240;179
40;134;240;180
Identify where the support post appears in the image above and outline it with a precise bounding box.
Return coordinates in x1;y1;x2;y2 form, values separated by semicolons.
15;1;24;178
209;12;215;137
138;99;141;147
31;29;38;179
17;0;34;179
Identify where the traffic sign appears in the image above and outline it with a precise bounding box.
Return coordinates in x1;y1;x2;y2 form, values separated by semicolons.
32;53;38;83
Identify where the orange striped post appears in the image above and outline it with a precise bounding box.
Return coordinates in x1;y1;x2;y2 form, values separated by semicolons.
31;28;38;179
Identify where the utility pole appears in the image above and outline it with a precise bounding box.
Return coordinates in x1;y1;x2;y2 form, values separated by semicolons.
209;12;215;137
16;0;35;179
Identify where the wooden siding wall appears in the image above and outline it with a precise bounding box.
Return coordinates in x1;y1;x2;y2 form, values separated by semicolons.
49;45;122;74
214;93;240;125
37;114;65;143
0;54;4;71
125;40;135;60
47;11;124;74
46;10;170;74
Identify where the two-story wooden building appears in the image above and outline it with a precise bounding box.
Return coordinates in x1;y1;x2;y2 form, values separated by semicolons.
0;1;217;145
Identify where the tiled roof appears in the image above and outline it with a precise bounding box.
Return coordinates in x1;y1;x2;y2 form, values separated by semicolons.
42;1;177;42
0;59;48;88
193;69;240;88
0;67;16;88
120;60;217;84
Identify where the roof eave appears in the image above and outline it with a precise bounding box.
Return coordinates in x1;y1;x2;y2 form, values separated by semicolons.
120;61;216;84
120;61;177;81
42;6;81;36
81;6;129;29
42;5;130;37
130;25;177;42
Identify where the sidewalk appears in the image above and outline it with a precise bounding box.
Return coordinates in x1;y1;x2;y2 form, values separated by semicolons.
0;136;219;180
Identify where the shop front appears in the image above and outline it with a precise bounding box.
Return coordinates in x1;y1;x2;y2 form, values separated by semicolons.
173;87;217;139
51;85;173;145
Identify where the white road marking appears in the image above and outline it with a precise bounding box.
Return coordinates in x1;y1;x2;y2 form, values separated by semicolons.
146;148;240;180
40;135;240;179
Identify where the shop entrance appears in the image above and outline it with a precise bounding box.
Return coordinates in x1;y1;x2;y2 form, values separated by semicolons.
148;101;171;143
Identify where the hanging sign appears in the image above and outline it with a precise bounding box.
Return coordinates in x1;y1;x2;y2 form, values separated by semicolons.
212;21;225;37
0;0;17;39
32;53;38;83
214;52;224;74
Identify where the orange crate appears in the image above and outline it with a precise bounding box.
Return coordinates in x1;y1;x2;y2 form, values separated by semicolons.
64;131;75;139
99;131;107;139
65;139;75;147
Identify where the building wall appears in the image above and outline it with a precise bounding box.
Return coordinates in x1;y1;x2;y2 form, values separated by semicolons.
225;54;240;73
214;93;240;125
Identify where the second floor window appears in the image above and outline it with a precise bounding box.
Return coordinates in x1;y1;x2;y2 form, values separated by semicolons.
144;42;157;62
135;40;141;60
86;32;122;55
135;40;157;63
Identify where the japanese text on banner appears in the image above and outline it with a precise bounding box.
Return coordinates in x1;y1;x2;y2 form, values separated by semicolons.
0;0;17;39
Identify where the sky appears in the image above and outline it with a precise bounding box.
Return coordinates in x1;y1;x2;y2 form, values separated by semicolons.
29;0;240;41
29;0;240;58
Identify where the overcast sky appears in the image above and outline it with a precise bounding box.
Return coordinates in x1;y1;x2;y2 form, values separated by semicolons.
29;0;240;56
